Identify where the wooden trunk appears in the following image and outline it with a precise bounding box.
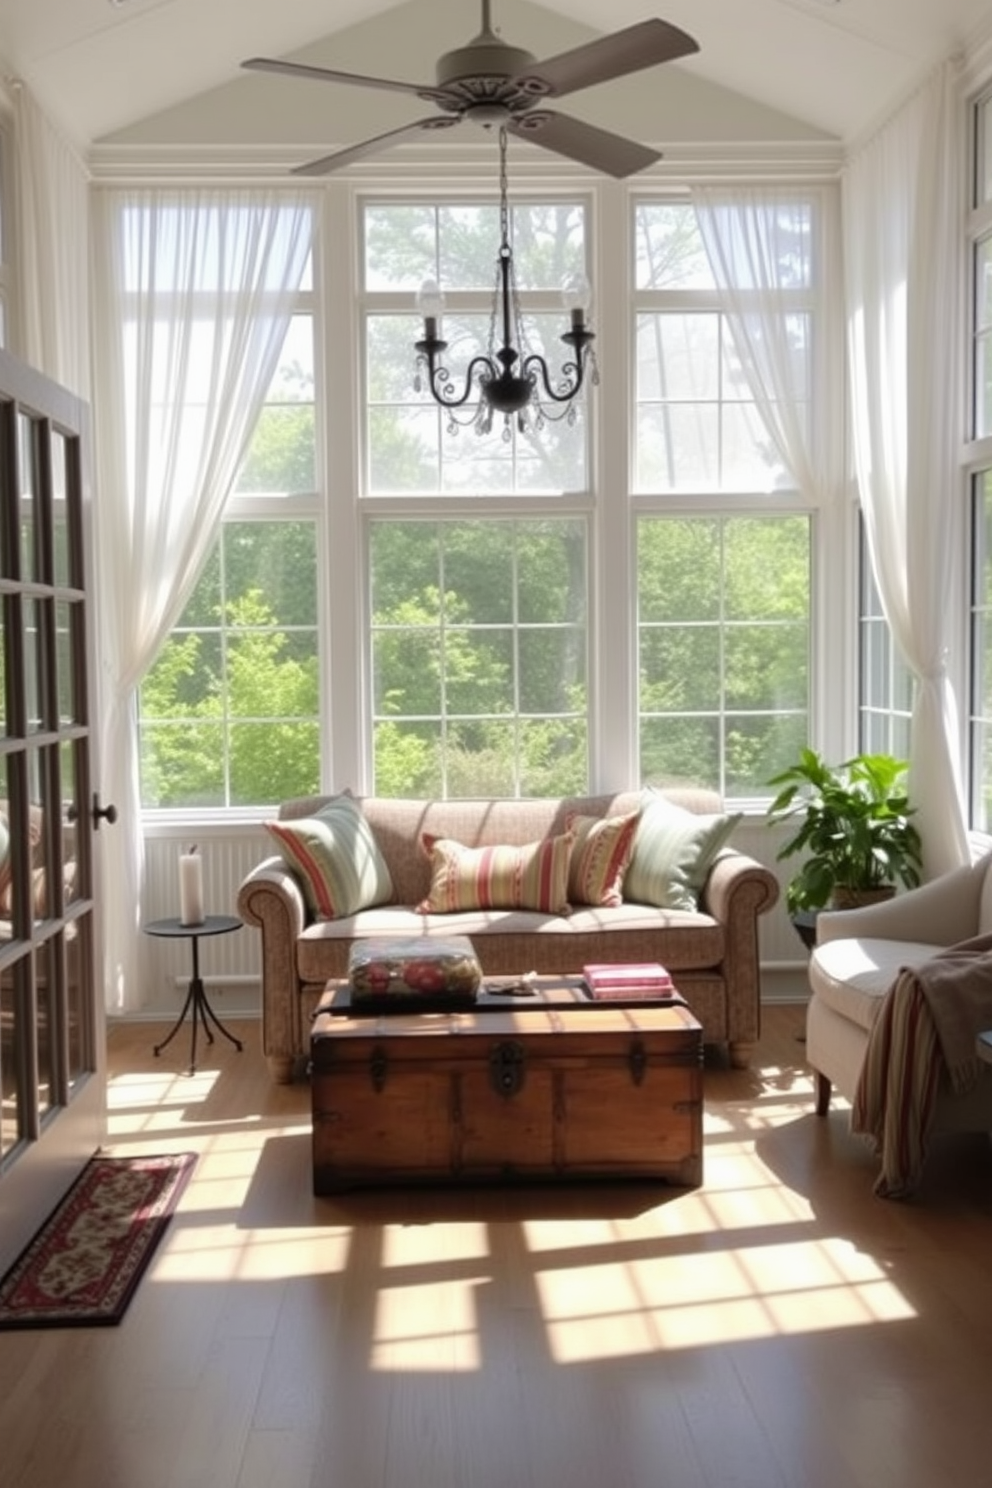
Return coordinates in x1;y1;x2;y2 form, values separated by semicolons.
310;1001;703;1193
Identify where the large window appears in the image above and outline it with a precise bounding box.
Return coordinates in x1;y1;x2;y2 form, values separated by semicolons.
370;518;587;798
139;519;319;807
138;180;838;814
633;199;816;798
638;515;809;796
633;201;810;493
363;200;589;495
361;191;594;801
139;289;319;809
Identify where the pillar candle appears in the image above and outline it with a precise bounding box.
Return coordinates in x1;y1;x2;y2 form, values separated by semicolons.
179;848;204;926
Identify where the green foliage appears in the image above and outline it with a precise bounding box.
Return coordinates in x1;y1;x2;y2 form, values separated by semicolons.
140;586;319;808
237;405;315;493
766;748;923;914
368;519;587;798
142;504;815;809
637;515;810;793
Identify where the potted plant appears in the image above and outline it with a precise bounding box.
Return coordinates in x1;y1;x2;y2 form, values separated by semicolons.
766;748;923;944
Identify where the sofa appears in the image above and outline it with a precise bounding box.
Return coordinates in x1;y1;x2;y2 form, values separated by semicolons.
808;857;992;1165
237;787;779;1082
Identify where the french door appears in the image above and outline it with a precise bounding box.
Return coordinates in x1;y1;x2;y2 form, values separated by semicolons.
0;348;108;1276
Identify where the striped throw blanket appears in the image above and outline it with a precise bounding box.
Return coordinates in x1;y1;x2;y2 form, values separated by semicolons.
851;933;992;1198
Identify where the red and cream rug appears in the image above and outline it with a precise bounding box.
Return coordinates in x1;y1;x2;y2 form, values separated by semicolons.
0;1151;196;1329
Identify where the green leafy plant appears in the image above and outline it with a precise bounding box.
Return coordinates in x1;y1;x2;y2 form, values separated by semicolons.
766;749;923;915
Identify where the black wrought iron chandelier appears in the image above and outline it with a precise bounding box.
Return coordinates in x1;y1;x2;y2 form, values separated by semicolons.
413;127;597;436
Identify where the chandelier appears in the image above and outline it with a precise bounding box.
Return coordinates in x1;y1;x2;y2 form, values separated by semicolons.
413;127;597;436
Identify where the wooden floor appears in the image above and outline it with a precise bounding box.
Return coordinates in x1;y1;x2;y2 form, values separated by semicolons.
3;1004;992;1488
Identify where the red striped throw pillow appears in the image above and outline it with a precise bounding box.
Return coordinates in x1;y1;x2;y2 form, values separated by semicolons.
566;810;640;908
417;832;573;915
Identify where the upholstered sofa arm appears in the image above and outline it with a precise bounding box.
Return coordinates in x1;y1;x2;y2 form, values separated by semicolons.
702;849;780;925
700;850;780;1063
815;857;988;948
237;857;309;1081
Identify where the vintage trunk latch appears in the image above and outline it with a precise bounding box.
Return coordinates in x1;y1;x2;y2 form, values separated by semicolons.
628;1038;647;1086
490;1039;526;1097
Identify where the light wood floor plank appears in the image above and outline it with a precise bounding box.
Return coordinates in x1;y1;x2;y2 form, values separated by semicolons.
3;1005;992;1488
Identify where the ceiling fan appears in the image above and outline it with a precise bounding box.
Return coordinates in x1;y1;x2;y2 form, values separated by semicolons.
242;1;698;179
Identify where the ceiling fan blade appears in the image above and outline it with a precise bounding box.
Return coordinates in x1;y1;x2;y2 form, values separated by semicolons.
517;19;698;101
508;111;660;179
292;116;462;177
242;56;436;102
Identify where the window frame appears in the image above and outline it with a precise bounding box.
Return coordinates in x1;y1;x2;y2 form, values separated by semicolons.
629;189;831;803
357;187;597;501
138;169;847;818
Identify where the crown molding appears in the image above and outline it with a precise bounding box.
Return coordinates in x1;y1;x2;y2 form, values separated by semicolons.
88;136;844;186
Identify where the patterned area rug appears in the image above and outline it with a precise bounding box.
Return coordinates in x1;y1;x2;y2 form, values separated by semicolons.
0;1152;197;1329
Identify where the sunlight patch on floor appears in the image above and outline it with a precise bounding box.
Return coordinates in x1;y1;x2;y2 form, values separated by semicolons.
382;1222;492;1267
103;1021;918;1377
371;1280;483;1370
532;1234;916;1362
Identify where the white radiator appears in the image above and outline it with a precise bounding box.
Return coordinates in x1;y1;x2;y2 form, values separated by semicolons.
142;829;269;1015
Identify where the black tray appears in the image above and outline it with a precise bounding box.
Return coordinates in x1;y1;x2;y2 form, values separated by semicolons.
320;976;684;1017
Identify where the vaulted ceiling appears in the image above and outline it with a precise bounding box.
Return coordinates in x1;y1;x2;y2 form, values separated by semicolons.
1;0;990;159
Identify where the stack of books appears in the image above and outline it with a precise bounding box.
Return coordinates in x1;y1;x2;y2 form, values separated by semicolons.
582;962;675;1000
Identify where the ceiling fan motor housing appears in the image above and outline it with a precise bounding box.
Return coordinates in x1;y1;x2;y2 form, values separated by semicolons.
435;37;537;90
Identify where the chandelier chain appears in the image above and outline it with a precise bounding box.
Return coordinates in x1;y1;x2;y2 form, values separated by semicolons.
498;126;510;251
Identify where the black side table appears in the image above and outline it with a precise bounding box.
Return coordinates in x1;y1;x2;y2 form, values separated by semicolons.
144;914;244;1074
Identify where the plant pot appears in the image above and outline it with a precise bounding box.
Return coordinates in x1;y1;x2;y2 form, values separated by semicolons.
791;910;819;951
829;885;896;911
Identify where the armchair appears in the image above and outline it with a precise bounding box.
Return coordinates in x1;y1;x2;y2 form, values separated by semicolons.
807;855;992;1145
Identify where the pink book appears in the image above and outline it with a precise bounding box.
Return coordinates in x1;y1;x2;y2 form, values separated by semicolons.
583;962;674;997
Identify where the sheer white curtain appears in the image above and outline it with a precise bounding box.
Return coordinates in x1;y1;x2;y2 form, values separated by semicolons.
90;188;315;1011
13;84;90;395
844;60;967;876
690;185;838;506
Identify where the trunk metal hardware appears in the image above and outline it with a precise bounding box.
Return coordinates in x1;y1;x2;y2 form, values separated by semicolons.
628;1039;647;1086
490;1039;526;1097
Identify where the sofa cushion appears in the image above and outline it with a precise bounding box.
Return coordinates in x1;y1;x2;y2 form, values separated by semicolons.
417;832;573;915
566;810;639;908
295;901;726;984
265;794;394;920
808;936;943;1033
625;792;741;911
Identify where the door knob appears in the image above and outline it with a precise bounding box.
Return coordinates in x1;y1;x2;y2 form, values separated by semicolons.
91;793;118;828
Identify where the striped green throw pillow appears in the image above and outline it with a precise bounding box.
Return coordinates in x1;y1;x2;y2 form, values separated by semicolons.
625;792;741;911
265;794;393;920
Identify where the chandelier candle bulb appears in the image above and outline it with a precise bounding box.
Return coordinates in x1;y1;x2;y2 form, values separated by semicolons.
179;846;204;926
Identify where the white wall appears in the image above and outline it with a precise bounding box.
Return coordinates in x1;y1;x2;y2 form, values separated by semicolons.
97;0;828;154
